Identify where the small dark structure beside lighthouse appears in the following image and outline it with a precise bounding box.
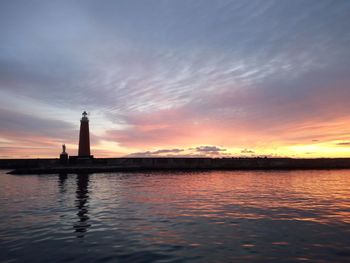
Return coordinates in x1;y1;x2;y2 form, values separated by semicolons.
59;144;68;164
78;111;92;158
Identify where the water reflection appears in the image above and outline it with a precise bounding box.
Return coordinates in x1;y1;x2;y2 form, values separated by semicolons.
58;173;67;194
3;170;350;262
57;173;92;238
74;173;91;238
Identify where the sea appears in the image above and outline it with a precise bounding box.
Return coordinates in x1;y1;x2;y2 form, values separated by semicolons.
1;169;350;262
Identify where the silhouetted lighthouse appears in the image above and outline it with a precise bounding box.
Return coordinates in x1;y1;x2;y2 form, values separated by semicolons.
78;111;91;157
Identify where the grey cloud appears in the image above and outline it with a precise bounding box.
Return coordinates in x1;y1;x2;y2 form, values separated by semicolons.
1;0;349;111
153;149;184;154
195;146;226;153
0;108;76;140
126;151;153;157
127;148;184;157
83;0;350;54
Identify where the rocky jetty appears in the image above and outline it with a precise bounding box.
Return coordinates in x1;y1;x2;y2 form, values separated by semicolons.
2;157;350;175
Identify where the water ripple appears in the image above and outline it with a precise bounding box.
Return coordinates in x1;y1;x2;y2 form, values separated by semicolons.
1;170;350;262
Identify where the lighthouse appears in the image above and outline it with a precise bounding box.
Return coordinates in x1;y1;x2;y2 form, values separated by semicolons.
78;111;91;157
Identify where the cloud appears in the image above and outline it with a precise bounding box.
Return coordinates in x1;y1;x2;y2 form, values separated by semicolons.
127;148;184;157
195;146;226;153
241;149;255;154
152;149;184;154
0;108;76;142
336;142;350;146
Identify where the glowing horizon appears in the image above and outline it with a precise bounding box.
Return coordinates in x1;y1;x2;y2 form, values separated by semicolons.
1;0;350;159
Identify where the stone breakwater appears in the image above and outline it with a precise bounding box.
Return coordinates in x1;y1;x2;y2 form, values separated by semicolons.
2;157;350;174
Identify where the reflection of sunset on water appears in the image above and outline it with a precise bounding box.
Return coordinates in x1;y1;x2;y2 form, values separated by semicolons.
1;170;350;262
109;170;350;225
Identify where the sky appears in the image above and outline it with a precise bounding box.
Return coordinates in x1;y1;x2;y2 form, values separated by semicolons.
1;0;350;158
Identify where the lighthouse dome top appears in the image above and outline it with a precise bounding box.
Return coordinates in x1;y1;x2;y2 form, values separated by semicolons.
81;111;89;121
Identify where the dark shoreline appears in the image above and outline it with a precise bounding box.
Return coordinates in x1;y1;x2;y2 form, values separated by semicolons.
2;157;350;175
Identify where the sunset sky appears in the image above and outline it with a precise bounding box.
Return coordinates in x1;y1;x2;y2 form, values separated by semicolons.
1;0;350;158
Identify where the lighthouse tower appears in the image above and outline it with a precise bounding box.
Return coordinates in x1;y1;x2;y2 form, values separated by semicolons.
78;111;91;157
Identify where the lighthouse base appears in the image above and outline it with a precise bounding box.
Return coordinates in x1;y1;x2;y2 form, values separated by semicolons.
59;152;69;164
69;155;94;165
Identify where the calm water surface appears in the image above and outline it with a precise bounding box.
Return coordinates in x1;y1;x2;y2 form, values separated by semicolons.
1;170;350;262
